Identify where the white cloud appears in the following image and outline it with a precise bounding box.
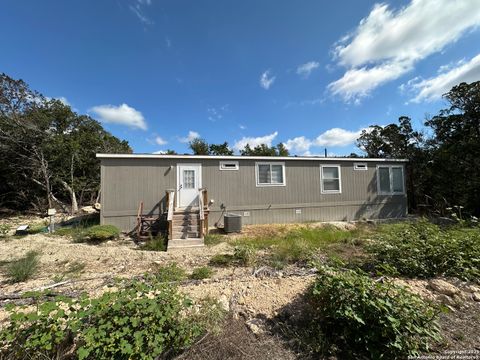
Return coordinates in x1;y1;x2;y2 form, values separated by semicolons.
285;136;313;153
152;150;167;154
90;103;147;130
329;0;480;102
233;131;278;151
316;128;363;147
239;124;246;130
130;0;153;25
406;53;480;102
179;130;200;143
155;136;167;146
296;61;320;78
260;70;276;90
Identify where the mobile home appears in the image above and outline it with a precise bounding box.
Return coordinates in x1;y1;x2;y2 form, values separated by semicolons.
97;154;407;247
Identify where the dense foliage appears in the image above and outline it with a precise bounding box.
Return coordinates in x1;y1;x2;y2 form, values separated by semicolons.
368;221;480;280
357;81;480;216
306;266;441;359
0;73;131;213
0;279;224;359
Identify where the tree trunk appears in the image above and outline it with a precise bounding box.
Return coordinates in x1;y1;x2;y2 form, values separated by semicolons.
59;179;78;214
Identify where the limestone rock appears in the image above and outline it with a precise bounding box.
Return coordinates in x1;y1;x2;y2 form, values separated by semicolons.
246;318;264;334
472;292;480;302
428;279;460;296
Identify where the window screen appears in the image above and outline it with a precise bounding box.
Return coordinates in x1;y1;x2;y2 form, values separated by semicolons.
392;167;404;193
322;166;341;193
256;163;285;186
378;166;404;194
378;167;391;193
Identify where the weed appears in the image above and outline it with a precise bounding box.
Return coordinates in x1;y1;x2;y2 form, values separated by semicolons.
138;236;167;251
154;262;186;282
190;266;214;280
6;251;40;283
204;233;224;246
209;254;236;267
367;220;480;279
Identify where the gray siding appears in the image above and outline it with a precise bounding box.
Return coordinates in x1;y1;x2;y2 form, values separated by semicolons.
100;157;407;231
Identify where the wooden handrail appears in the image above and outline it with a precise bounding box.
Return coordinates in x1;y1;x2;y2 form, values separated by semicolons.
198;189;205;221
166;190;175;240
166;190;175;221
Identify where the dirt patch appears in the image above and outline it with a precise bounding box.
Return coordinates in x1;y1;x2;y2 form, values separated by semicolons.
175;317;297;360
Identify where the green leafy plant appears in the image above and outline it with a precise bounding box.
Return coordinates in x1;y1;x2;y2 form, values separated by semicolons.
0;279;225;359
368;220;480;279
304;266;441;359
209;254;235;267
73;225;120;243
190;266;214;280
6;251;40;283
154;262;186;282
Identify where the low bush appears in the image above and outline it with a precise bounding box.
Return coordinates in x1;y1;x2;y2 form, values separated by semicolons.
139;236;167;251
190;266;214;280
154;262;186;282
74;225;120;243
0;278;225;359
5;251;40;283
27;223;48;234
304;266;441;359
367;220;480;279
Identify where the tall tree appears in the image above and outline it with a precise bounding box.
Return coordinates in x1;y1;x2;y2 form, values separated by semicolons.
209;142;233;155
0;73;131;213
188;138;209;155
240;143;289;156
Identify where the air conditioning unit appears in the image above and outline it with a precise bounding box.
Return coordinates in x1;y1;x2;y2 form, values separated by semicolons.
224;213;242;233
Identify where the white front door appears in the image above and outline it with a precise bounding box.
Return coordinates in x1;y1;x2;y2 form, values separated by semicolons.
177;164;202;208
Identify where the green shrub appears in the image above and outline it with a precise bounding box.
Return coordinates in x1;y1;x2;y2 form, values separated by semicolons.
74;225;120;243
138;236;167;251
0;279;225;359
190;266;214;280
154;262;186;282
305;266;441;359
6;251;40;283
368;220;480;279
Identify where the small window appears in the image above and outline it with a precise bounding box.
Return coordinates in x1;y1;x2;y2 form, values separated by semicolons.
321;165;342;194
354;163;368;171
377;165;404;195
219;161;239;171
256;162;285;186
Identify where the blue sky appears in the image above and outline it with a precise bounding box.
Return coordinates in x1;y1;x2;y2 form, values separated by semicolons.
1;0;480;155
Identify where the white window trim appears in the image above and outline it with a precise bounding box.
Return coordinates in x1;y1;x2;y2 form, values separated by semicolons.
376;165;405;195
354;162;368;171
255;162;286;187
219;161;239;171
320;164;342;194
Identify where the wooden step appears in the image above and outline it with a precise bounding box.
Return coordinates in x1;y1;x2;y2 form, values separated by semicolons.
172;218;199;225
171;231;200;239
168;238;204;249
172;214;199;221
172;225;199;232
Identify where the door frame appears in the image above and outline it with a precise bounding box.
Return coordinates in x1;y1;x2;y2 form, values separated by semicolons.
176;163;202;208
